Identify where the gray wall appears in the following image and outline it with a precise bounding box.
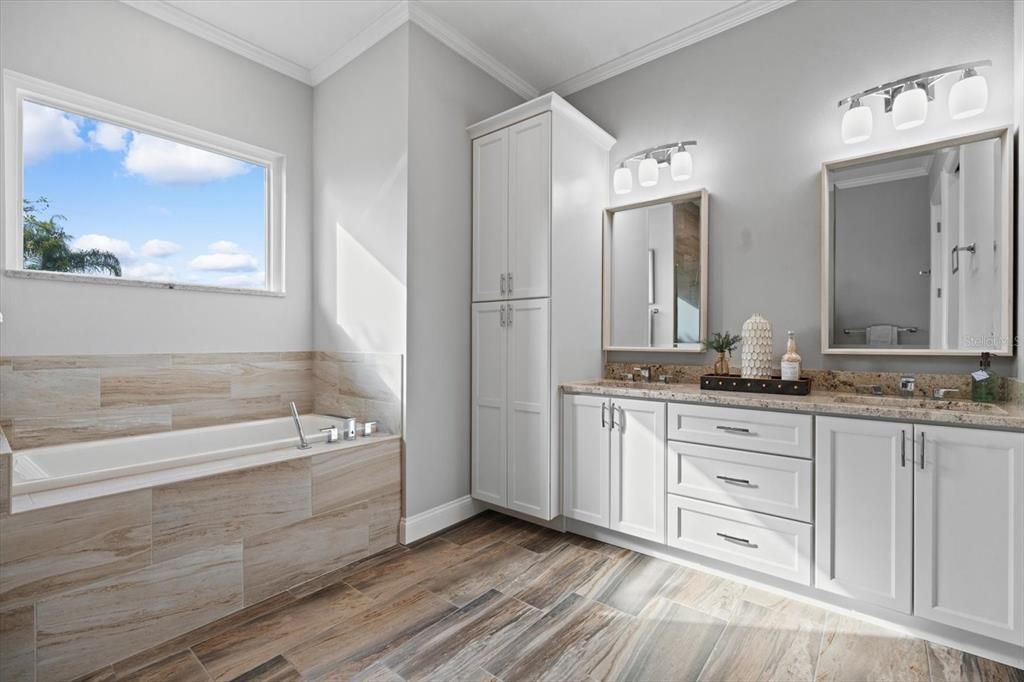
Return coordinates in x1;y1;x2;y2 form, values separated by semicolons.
406;25;522;516
832;177;931;346
568;0;1016;373
0;0;314;355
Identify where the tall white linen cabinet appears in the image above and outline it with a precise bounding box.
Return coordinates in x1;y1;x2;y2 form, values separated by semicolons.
469;94;614;520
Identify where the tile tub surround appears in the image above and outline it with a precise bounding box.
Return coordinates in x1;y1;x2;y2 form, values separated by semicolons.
604;362;1007;402
314;351;404;436
570;379;1024;430
0;435;401;682
0;351;315;450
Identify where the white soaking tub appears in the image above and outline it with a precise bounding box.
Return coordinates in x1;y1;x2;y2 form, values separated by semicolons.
11;414;348;510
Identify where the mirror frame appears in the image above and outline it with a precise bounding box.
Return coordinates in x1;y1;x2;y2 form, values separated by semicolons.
602;188;709;353
820;125;1014;356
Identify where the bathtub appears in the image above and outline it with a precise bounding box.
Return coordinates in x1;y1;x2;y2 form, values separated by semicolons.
11;414;347;510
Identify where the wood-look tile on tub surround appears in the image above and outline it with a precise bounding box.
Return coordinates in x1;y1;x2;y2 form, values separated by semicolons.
0;435;401;682
605;361;1007;400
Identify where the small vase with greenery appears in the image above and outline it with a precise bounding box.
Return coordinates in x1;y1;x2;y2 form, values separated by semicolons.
703;332;742;376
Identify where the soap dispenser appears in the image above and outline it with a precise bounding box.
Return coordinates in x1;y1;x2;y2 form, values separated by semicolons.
971;352;1000;403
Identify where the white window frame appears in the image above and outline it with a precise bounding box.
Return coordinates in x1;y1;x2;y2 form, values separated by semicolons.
2;70;286;295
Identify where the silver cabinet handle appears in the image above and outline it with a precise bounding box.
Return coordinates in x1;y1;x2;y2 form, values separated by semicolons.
900;430;906;467
919;431;925;470
507;305;513;326
716;475;754;487
500;273;506;295
508;271;513;294
609;402;617;430
601;402;607;429
717;532;757;548
716;425;751;434
499;304;505;327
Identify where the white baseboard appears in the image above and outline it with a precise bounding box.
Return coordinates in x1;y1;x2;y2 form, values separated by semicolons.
400;494;484;544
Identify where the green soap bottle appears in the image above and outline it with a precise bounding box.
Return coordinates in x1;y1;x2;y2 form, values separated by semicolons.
971;353;1000;403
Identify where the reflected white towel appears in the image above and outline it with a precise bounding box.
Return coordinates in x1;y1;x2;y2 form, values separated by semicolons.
866;324;899;346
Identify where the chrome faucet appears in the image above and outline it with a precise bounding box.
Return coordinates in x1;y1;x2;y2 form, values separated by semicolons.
633;366;652;382
290;401;311;450
856;384;884;395
899;376;916;397
932;388;961;400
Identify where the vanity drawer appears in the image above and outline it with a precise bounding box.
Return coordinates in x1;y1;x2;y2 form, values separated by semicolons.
667;403;813;459
668;442;812;522
667;495;812;585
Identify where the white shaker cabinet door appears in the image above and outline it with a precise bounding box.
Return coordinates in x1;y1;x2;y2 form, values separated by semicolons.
506;298;551;519
562;394;610;527
471;302;508;506
507;113;551;300
913;424;1023;644
815;417;913;613
472;128;509;302
610;398;666;543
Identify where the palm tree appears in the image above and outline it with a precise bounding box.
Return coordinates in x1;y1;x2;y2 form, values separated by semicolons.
23;198;122;276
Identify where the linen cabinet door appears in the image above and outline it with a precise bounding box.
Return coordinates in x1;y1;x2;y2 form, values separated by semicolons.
610;398;666;543
914;425;1023;644
471;302;508;506
815;417;913;613
562;394;610;527
472;128;509;302
506;298;552;519
506;112;551;299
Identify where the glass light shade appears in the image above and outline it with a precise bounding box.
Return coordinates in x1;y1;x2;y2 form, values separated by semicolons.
670;149;693;180
948;73;988;120
841;103;873;144
637;157;659;187
892;86;927;130
613;166;633;194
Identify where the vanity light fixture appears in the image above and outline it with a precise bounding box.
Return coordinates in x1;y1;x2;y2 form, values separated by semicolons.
613;140;697;194
837;60;991;143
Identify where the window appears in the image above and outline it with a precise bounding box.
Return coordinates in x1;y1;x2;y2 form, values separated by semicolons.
3;72;285;294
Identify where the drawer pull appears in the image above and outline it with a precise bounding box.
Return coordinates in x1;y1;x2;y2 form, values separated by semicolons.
716;475;755;487
716;425;752;434
716;532;758;548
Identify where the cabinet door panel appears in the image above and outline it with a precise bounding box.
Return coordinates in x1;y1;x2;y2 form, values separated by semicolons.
471;303;507;506
507;299;551;518
914;425;1023;644
562;394;610;527
610;398;666;542
815;417;913;613
507;113;551;299
472;129;509;302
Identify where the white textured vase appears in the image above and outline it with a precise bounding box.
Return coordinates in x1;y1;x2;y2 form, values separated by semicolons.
741;314;773;378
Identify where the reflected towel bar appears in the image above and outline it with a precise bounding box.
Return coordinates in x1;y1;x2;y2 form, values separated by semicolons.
843;326;918;334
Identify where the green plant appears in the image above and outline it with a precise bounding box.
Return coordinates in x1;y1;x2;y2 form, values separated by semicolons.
703;331;742;356
23;197;122;277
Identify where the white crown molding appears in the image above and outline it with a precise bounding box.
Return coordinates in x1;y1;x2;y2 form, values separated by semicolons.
120;0;313;85
407;1;538;100
550;0;795;96
310;1;410;85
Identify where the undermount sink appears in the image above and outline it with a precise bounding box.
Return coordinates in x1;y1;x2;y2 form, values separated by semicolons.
831;394;1007;415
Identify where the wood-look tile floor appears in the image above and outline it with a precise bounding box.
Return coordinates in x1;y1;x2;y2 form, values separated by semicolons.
80;511;1024;682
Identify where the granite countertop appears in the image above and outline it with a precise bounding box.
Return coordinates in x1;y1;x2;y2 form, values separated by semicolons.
562;380;1024;431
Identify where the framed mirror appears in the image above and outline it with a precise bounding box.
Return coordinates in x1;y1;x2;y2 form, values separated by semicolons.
603;189;708;352
821;126;1013;356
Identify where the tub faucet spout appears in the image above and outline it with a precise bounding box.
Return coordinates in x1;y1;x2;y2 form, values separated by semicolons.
290;401;312;450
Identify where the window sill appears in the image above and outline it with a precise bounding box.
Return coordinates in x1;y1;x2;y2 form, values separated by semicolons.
4;268;284;297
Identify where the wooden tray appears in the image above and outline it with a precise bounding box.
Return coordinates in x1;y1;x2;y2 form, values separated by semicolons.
700;374;811;396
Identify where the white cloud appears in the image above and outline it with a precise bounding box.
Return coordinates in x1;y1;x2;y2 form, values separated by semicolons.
88;122;129;152
71;234;136;261
208;240;242;254
124;262;175;281
217;272;265;288
123;133;251;184
189;252;259;272
139;239;182;258
22;101;85;164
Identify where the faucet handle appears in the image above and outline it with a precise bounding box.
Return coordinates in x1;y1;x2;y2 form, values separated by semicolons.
933;388;961;400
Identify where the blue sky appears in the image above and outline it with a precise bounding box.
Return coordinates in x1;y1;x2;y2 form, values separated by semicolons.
22;100;267;288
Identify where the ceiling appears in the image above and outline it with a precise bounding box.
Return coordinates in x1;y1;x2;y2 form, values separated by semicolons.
123;0;792;96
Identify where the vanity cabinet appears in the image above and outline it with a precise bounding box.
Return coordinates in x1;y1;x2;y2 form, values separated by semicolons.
472;113;551;302
470;94;614;520
816;417;1022;644
562;394;666;543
